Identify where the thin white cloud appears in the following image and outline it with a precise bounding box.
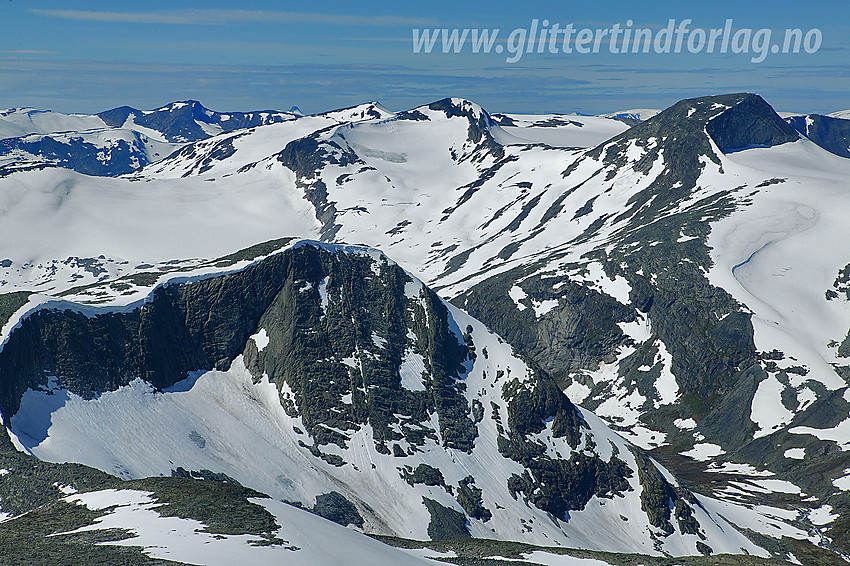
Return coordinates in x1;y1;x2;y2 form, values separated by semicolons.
0;50;61;54
31;9;435;27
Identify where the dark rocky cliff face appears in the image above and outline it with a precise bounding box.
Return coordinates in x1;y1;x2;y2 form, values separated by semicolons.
456;266;635;380
0;245;477;457
240;245;478;456
0;250;291;423
787;114;850;159
705;94;799;153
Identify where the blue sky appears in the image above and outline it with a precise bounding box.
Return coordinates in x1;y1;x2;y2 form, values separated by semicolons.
1;0;847;115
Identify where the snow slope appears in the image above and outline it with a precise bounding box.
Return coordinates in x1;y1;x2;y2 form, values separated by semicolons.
0;166;318;293
490;113;629;148
11;356;761;554
60;489;441;566
19;485;621;566
706;138;850;440
0;108;107;139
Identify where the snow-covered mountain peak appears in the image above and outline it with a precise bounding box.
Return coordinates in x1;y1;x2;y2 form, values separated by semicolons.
594;93;797;158
0;101;304;176
408;97;497;133
571;93;799;203
600;108;662;122
152;100;205;113
422;97;491;119
315;101;395;123
94;100;298;144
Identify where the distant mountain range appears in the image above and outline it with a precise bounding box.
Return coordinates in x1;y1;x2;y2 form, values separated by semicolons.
1;93;849;565
0;101;298;176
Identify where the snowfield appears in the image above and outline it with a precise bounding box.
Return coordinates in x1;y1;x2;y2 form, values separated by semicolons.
706;138;850;435
61;489;441;566
491;113;630;148
54;487;627;566
0;107;108;139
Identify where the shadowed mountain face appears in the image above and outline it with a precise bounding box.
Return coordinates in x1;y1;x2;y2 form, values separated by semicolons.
787;113;850;158
96;101;297;143
704;94;799;153
0;130;159;176
0;101;297;177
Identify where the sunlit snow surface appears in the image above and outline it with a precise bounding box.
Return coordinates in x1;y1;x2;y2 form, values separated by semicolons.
0;108;108;139
54;488;624;566
493;113;629;148
60;489;439;566
706;139;850;444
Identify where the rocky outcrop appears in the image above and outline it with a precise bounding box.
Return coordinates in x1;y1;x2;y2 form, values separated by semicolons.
427;98;504;161
456;267;634;383
313;491;364;528
423;497;471;540
274;134;361;240
498;377;633;518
